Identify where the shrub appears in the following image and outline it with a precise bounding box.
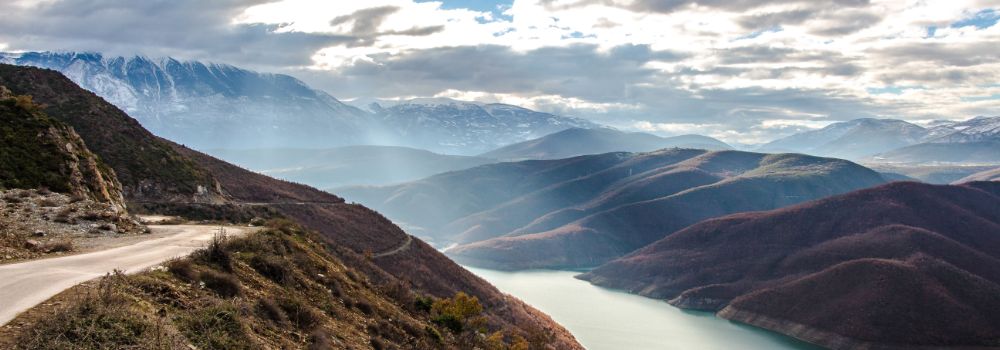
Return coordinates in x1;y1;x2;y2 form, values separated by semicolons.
256;298;288;325
431;292;484;334
45;240;74;253
308;330;335;350
250;254;291;285
354;299;374;315
425;325;443;343
178;303;254;350
414;296;434;313
200;270;241;298
278;297;323;331
194;233;233;271
432;314;463;333
166;259;198;282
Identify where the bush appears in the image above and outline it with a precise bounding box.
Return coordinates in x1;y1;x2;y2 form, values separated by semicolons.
200;270;241;298
278;297;323;331
414;296;434;313
178;303;255;350
45;240;74;253
195;233;233;271
250;254;291;285
432;314;463;333
166;259;198;282
256;298;288;325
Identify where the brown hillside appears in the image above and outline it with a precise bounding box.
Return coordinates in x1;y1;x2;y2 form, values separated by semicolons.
579;181;1000;348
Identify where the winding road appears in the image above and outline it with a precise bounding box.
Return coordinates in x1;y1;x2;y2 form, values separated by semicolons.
0;224;251;326
373;234;413;258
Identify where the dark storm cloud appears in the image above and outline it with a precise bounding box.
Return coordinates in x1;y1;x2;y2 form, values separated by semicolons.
330;6;446;47
0;0;351;67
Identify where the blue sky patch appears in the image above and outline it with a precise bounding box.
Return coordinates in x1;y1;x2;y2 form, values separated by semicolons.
951;9;999;29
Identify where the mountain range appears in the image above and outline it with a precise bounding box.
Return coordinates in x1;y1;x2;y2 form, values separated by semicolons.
206;146;495;189
759;117;1000;163
480;127;731;160
2;52;599;154
0;63;581;349
580;181;1000;349
955;167;1000;183
341;149;887;269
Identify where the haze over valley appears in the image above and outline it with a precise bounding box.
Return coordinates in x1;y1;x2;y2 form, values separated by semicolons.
1;1;998;349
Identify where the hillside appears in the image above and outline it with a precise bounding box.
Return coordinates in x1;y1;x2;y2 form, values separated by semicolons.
207;146;495;189
0;63;219;203
579;181;1000;349
342;150;886;269
954;167;1000;183
480;127;731;160
0;87;123;209
0;64;581;349
0;221;567;349
4;51;371;149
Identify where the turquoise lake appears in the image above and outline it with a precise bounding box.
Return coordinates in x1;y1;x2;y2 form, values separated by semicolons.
465;267;823;350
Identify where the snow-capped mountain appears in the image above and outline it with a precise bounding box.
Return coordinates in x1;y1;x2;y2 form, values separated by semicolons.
926;116;1000;143
757;118;929;160
362;98;600;154
4;52;602;154
3;51;371;149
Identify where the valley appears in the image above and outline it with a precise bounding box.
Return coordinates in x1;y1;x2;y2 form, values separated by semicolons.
1;11;997;347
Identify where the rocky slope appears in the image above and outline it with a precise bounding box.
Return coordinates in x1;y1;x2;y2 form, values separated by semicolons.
480;127;731;160
579;181;1000;349
0;86;125;210
342;149;887;269
0;63;582;348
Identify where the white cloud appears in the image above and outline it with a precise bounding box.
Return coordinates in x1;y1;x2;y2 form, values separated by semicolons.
1;0;997;142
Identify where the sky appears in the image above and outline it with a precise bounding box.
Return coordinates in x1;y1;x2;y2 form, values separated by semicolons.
1;0;998;144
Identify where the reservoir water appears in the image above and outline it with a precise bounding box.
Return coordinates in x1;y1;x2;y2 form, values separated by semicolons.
465;267;822;350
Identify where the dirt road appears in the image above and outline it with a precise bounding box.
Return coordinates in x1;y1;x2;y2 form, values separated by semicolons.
0;224;250;326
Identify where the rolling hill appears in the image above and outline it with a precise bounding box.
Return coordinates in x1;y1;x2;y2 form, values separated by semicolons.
207;146;496;189
579;181;1000;349
341;149;887;268
480;127;731;160
0;63;581;349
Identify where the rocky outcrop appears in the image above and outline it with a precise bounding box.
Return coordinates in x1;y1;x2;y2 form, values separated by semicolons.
0;86;125;211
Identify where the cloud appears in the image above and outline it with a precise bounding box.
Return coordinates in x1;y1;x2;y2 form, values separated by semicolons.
0;0;357;67
0;0;997;145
